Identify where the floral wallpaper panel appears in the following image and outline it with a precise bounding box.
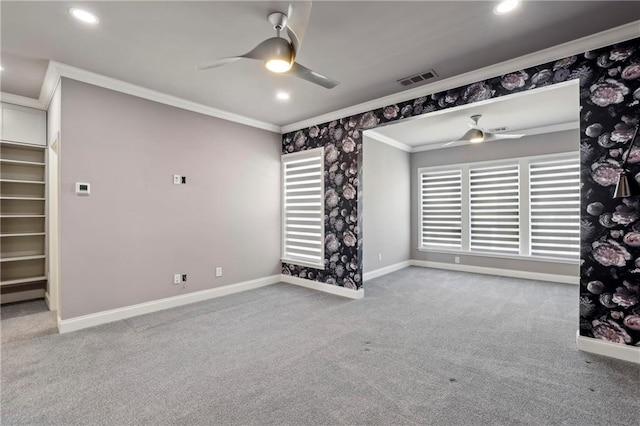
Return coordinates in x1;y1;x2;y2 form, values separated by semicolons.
282;37;640;347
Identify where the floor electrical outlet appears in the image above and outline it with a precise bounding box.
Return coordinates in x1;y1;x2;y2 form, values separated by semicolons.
215;267;222;277
173;274;181;284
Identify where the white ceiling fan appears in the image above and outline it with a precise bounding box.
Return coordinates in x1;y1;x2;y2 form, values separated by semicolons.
442;114;525;147
196;2;339;89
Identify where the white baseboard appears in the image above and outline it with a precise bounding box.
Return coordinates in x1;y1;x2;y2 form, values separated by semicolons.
281;275;364;299
0;289;46;304
44;292;51;310
576;332;640;364
410;260;578;285
363;261;411;281
57;275;281;333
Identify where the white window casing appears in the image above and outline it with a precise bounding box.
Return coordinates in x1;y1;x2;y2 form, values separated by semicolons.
418;152;579;264
529;155;581;260
469;163;520;255
282;148;325;269
420;169;463;250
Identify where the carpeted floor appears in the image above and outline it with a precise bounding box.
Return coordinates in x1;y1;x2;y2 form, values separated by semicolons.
1;267;639;425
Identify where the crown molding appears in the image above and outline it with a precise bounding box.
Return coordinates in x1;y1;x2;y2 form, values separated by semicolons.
281;20;640;134
0;92;45;110
3;61;280;133
42;62;281;133
364;130;412;152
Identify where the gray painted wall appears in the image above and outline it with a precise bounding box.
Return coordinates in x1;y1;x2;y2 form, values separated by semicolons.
410;129;580;278
362;135;411;274
59;78;282;319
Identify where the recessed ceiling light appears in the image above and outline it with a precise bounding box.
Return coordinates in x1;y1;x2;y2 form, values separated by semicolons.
494;0;521;15
276;92;290;101
69;8;99;24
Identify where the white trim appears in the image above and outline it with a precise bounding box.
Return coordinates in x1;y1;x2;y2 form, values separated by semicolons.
363;261;411;281
282;21;640;133
57;275;281;333
280;275;364;299
410;260;578;285
364;130;412;152
36;62;280;133
0;289;46;304
576;332;640;364
44;291;54;311
0;92;45;110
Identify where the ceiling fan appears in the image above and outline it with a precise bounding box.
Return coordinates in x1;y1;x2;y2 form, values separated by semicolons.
442;114;525;147
196;2;339;89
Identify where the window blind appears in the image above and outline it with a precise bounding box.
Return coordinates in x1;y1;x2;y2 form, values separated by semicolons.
282;148;325;269
420;169;462;249
469;164;520;254
529;155;580;260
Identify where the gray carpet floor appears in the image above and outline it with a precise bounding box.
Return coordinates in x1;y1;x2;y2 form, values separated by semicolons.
1;267;639;425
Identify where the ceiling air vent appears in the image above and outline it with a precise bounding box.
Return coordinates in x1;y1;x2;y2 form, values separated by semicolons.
398;69;438;87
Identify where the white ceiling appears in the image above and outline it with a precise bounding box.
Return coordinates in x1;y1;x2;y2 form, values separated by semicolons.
367;81;580;151
1;1;639;127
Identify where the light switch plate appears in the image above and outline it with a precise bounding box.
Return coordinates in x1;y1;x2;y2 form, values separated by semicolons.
75;182;90;195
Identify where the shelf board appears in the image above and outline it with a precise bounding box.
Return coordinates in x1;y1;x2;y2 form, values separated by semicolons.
0;276;47;286
0;214;46;218
0;159;45;167
0;232;46;238
0;140;46;150
0;255;45;263
0;179;45;185
0;197;45;200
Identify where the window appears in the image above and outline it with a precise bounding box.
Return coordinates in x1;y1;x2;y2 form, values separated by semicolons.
529;156;580;259
469;163;520;254
420;169;462;250
282;148;325;269
418;152;579;262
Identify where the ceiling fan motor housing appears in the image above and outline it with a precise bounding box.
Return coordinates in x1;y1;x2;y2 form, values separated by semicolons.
263;37;294;64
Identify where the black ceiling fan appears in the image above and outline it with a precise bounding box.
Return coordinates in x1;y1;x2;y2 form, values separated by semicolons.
196;2;339;89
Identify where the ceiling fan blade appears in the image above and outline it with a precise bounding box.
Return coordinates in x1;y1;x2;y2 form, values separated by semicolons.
196;38;278;71
289;62;339;89
287;1;312;56
196;56;244;70
486;132;525;141
441;140;460;147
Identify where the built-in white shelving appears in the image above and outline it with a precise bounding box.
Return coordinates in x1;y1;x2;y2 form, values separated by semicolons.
1;138;47;294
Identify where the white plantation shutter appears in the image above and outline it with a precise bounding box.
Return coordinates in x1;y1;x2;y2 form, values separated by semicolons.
282;148;325;269
420;169;462;249
469;163;520;254
529;155;580;260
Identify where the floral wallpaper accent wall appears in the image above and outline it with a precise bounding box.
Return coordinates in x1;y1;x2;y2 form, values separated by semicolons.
282;36;640;347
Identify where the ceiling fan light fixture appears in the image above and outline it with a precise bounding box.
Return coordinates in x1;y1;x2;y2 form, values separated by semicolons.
265;58;293;73
462;128;485;143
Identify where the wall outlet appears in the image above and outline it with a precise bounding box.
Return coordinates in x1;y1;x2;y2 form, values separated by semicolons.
173;175;181;185
173;274;181;284
181;274;187;282
378;253;382;262
454;256;460;264
215;267;222;277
